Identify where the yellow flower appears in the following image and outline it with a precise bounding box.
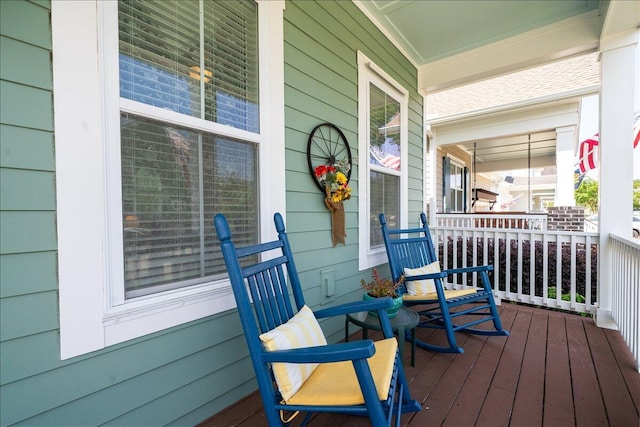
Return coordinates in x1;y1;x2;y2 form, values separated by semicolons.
336;171;347;185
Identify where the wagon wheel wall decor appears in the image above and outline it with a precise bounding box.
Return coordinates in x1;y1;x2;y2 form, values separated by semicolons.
306;123;352;193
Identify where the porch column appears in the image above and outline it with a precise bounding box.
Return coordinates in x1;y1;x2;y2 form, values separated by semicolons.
555;125;577;206
596;31;638;329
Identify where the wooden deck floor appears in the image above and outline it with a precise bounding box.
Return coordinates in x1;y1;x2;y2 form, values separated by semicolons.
200;303;640;427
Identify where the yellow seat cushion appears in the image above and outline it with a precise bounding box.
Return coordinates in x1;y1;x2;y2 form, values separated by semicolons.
403;288;477;301
286;338;398;406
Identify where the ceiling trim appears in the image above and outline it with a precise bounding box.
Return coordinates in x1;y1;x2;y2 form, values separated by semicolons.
432;101;580;146
352;0;420;69
418;10;602;94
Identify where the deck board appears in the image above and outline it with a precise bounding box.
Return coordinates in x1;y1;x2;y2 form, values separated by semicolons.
199;304;640;427
509;310;547;426
543;313;574;427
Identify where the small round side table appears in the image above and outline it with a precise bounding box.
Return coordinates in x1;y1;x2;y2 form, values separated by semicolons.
345;306;419;367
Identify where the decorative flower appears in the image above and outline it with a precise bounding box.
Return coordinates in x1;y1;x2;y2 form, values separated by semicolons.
314;160;352;203
360;268;404;298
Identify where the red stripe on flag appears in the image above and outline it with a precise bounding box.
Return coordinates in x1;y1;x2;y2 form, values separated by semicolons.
578;134;599;173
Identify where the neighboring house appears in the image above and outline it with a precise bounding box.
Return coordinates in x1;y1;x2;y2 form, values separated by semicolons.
428;53;600;214
1;1;637;425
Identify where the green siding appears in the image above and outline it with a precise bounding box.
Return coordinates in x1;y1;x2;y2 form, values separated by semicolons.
0;125;55;171
0;169;56;210
0;1;424;425
0;36;52;91
0;252;57;298
0;0;51;49
282;0;423;346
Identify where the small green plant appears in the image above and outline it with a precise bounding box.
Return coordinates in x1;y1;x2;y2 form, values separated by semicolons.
361;268;404;298
547;286;586;303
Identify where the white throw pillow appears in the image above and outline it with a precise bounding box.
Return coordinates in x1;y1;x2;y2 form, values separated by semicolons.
403;261;441;295
259;305;327;401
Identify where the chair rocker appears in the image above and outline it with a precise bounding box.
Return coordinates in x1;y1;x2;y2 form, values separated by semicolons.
214;212;421;427
379;213;509;354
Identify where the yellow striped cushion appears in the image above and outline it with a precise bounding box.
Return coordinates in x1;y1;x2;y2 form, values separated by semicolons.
259;305;327;401
287;338;398;405
404;261;441;295
403;288;477;301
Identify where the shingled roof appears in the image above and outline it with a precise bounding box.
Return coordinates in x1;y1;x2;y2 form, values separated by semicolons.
426;52;599;119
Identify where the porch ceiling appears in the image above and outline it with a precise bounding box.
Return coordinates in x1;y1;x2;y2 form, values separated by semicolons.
457;130;558;173
355;1;638;93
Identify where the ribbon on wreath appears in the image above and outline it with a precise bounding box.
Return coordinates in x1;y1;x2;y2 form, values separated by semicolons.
324;186;346;247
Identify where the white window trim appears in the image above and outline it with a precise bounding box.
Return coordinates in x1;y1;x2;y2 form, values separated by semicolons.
444;154;466;213
357;51;408;271
52;0;285;360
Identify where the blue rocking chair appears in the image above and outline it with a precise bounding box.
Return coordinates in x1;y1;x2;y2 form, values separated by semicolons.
379;213;509;354
214;213;421;427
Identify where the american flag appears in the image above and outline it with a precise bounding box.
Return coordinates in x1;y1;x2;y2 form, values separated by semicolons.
578;134;599;173
370;148;400;171
577;112;639;173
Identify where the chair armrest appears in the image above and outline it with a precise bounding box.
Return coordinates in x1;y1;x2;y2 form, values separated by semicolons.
314;298;393;319
443;265;493;275
404;271;448;282
262;340;376;364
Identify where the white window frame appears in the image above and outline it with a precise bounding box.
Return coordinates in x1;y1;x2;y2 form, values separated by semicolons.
357;51;408;271
52;0;285;359
449;158;465;212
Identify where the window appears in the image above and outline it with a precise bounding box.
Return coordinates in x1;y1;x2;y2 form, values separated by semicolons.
117;1;259;299
52;0;285;359
357;52;408;270
442;157;468;213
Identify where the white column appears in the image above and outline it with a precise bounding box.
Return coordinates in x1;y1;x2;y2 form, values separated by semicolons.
596;32;638;329
555;125;577;206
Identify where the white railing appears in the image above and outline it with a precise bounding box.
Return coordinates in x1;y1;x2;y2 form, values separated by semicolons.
431;218;599;315
436;213;549;231
610;233;640;372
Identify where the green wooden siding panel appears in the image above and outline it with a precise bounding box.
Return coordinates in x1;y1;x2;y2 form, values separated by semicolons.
284;104;357;150
165;379;258;427
119;376;258;427
0;291;58;341
0;211;56;254
0;252;57;298
0;311;248;425
0;124;55;171
0;331;59;386
285;43;356;99
0;1;50;48
0;169;55;210
0;81;53;131
0;36;52;90
13;338;253;426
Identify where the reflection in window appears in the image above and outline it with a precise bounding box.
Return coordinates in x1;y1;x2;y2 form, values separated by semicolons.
121;113;257;297
369;84;401;172
117;0;260;299
119;0;259;132
369;83;401;249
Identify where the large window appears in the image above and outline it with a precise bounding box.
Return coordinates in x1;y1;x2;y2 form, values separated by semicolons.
117;1;259;298
52;0;285;359
358;52;408;270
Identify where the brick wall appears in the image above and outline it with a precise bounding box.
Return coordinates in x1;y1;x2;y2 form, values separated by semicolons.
547;206;585;231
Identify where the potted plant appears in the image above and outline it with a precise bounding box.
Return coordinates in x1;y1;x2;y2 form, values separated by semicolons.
360;268;404;318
